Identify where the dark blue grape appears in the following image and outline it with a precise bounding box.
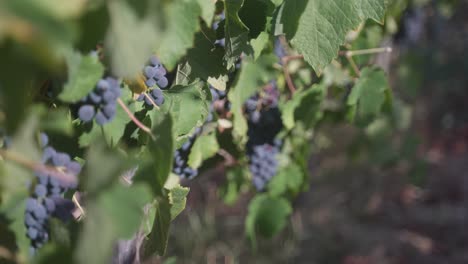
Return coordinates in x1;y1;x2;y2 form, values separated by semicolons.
34;185;47;198
97;79;110;91
144;66;157;79
95;111;109;125
145;78;156;88
149;56;160;66
156;77;168;88
27;227;38;240
102;103;116;118
66;161;81;175
40;133;48;148
102;91;116;103
44;198;55;213
78;105;95;122
89;92;102;104
32;203;47;220
154;67;166;78
52;153;70;167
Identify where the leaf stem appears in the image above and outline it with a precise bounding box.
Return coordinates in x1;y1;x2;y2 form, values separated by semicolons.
143;93;160;110
346;55;361;77
281;56;300;95
341;47;392;57
217;149;238;166
116;98;153;136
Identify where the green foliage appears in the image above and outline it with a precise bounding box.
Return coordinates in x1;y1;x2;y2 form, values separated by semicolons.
0;0;395;262
347;67;390;120
275;0;387;72
59;51;104;103
246;194;292;245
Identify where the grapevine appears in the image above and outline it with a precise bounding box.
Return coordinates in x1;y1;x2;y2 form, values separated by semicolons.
0;1;409;263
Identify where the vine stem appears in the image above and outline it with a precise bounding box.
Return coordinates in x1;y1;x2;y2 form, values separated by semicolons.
217;149;238;166
281;55;303;95
143;93;160;110
339;47;392;57
116;98;153;136
0;149;77;185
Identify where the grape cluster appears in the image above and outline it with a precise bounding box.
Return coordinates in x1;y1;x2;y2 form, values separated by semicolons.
173;132;199;179
25;134;80;253
244;82;283;190
77;77;121;125
249;144;280;190
136;88;165;108
143;56;168;89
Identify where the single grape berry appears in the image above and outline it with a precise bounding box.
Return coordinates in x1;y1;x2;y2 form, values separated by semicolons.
78;105;95;122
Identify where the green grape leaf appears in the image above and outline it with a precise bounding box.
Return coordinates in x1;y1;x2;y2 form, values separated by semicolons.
355;0;388;22
180;31;229;90
142;195;171;257
228;55;276;142
187;132;219;168
0;194;29;263
219;165;248;205
268;162;303;196
197;0;216;25
224;0;251;69
59;51;104;102
168;185;190;220
251;31;269;60
80;140;129;195
347;67;389;118
0;114;41;204
105;0;157;78
135;113;174;196
275;0;387;72
238;0;274;39
39;107;74;136
245;194;292;245
158;0;201;70
75;183;152;264
281;84;326;130
161;81;210;147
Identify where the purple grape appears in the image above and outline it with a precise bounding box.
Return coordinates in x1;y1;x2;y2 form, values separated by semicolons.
40;133;48;148
102;103;116;118
145;78;156;88
42;147;56;163
52;153;71;167
96;79;110;91
78;105;95;122
66;161;81;175
32;203;47;220
44;198;56;213
95;110;109;125
34;185;47;197
102;91;116;103
144;66;157;79
154;96;164;106
154;67;166;78
27;227;38;240
149;56;160;66
137;94;145;101
88;92;102;104
156;77;168;88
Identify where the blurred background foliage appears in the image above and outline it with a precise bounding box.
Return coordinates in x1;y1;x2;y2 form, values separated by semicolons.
160;0;468;263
